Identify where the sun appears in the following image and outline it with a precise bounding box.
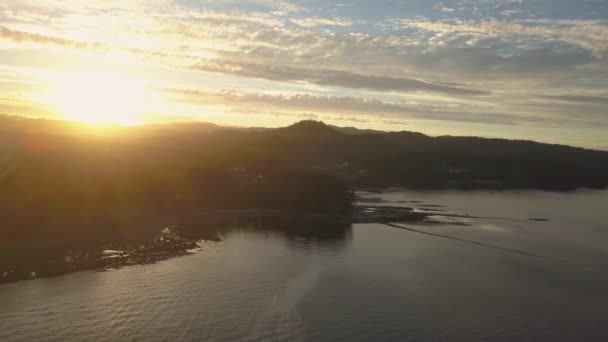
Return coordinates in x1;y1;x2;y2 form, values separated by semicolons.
46;69;150;125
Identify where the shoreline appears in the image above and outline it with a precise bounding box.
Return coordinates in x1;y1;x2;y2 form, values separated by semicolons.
0;205;433;284
0;200;549;285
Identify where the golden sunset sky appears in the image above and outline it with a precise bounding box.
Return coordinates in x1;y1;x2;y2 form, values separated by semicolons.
1;0;608;149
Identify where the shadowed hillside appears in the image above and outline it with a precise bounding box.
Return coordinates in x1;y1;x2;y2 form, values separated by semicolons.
2;116;607;191
1;115;608;243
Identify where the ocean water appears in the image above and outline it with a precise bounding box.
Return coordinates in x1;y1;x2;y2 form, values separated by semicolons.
2;189;608;341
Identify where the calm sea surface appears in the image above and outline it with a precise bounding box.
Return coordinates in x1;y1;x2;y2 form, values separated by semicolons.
2;190;608;341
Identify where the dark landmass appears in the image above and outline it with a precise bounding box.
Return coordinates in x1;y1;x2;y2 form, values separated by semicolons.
3;116;607;194
0;114;599;283
1;115;602;240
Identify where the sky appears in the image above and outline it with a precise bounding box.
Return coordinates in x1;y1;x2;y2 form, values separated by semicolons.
1;0;608;150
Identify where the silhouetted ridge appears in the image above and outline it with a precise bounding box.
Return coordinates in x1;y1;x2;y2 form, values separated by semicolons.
1;115;607;195
278;120;340;137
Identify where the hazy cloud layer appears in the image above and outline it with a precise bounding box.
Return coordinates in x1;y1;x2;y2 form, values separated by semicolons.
189;60;489;96
156;86;590;126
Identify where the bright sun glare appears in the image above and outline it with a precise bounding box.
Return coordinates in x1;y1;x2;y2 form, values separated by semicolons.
46;69;150;125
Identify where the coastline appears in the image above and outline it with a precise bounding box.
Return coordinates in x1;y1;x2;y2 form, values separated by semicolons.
0;204;436;284
1;193;554;285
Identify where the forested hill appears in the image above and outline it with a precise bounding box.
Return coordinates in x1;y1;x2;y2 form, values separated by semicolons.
268;120;608;190
1;115;608;191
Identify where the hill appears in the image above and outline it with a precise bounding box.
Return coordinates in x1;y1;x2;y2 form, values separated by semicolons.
2;116;608;191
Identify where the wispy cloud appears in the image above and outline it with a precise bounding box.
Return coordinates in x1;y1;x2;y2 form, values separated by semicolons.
156;86;554;126
291;17;353;27
537;95;608;105
0;25;488;96
189;60;490;96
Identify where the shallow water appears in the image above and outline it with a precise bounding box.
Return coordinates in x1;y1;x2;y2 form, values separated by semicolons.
2;190;608;341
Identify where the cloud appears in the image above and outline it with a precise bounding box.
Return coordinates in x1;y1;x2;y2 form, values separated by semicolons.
254;0;303;14
537;95;608;105
0;26;103;50
0;25;488;96
4;6;606;93
155;11;607;90
0;25;182;64
384;18;608;56
291;17;353;27
156;86;545;125
189;60;490;96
